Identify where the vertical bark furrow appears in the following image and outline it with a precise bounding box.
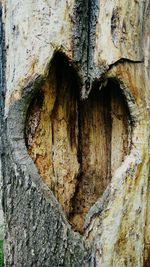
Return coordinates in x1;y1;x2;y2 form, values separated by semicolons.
73;0;99;96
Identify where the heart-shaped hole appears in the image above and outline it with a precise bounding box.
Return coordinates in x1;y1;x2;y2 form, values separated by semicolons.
25;52;132;233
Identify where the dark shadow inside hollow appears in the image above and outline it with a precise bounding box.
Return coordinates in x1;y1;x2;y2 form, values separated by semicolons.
25;52;132;233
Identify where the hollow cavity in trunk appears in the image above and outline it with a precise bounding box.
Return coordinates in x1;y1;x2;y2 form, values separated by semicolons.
25;53;131;233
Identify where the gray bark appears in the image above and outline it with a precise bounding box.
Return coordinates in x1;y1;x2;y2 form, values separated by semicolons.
0;0;4;240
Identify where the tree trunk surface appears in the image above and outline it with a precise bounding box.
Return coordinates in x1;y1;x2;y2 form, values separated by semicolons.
1;0;150;266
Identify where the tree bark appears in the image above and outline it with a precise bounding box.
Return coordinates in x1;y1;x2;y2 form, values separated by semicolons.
1;0;150;266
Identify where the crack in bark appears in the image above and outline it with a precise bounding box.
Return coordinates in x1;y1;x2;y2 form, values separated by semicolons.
73;0;99;95
108;57;144;71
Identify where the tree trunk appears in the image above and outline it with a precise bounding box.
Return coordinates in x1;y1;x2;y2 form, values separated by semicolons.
1;0;150;266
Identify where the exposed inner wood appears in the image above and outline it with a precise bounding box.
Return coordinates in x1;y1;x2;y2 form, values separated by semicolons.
69;80;131;231
26;53;79;217
69;84;112;231
25;53;131;233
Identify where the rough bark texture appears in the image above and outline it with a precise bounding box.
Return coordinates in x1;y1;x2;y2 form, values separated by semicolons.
0;1;4;240
1;0;150;266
